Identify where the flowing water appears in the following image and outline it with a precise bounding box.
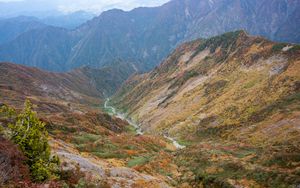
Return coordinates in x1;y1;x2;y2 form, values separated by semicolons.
104;98;143;135
103;99;185;149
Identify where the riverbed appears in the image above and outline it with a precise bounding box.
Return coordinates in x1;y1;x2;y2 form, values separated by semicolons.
104;98;185;149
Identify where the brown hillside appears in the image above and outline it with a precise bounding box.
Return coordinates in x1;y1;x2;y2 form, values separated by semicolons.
113;31;300;187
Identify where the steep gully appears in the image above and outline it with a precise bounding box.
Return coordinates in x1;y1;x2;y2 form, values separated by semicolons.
104;98;185;149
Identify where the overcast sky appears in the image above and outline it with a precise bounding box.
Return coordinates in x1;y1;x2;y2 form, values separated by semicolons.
0;0;170;16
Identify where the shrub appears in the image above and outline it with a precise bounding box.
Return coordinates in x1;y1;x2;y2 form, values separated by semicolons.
0;136;31;186
272;43;287;52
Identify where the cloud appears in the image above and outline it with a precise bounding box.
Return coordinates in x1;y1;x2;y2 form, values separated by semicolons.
0;0;170;15
57;0;170;13
0;0;23;2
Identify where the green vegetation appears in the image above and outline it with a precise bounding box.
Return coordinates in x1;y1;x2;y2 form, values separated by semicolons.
73;132;129;159
169;70;199;89
243;79;258;89
288;45;300;53
7;100;60;182
204;80;228;96
246;168;299;188
0;100;59;182
176;145;300;188
127;156;152;167
195;30;242;55
74;133;101;143
249;92;300;123
272;43;287;52
264;152;300;168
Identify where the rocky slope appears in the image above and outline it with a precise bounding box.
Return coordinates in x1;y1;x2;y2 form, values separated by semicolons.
0;61;136;107
113;31;300;187
0;0;299;72
0;62;179;187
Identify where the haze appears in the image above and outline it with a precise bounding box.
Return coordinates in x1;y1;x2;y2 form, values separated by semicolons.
0;0;170;17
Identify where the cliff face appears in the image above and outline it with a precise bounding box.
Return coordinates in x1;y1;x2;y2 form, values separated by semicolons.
113;31;300;187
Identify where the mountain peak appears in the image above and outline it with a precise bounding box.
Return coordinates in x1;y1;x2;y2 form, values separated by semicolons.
0;0;299;72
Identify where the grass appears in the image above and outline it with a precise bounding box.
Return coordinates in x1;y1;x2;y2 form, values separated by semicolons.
74;133;100;144
93;152;128;159
249;92;300;123
243;80;258;89
264;152;300;168
246;168;299;188
72;132;131;159
169;70;199;89
204;80;228;96
232;149;256;159
127;156;152;167
177;139;193;147
124;125;136;134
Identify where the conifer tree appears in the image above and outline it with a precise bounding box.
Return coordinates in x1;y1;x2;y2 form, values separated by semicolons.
9;100;59;182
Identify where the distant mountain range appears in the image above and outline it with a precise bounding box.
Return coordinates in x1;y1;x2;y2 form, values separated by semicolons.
0;11;95;45
0;16;46;45
0;0;299;72
40;11;96;29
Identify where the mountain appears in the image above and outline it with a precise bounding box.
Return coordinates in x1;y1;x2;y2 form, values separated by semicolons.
41;11;96;29
0;26;79;71
0;62;174;187
0;16;46;45
0;0;299;72
112;31;300;187
0;61;136;109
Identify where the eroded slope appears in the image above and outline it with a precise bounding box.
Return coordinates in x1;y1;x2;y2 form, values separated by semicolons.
113;31;300;187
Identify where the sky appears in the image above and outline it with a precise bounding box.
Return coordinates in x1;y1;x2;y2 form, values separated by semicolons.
0;0;170;17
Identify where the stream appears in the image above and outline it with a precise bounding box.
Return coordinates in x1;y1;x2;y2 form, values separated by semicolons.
104;98;185;149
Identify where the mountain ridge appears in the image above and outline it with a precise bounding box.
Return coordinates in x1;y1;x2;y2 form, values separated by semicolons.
0;0;299;72
112;31;300;187
0;61;136;108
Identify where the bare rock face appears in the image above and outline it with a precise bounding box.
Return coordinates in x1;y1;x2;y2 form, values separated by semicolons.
0;136;30;186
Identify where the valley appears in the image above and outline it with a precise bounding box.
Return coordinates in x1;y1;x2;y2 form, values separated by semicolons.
0;30;299;187
0;0;299;187
0;62;182;187
0;0;299;72
112;30;300;187
104;98;185;149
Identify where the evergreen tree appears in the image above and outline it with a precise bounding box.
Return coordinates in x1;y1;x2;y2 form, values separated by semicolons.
0;104;15;134
9;100;59;182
